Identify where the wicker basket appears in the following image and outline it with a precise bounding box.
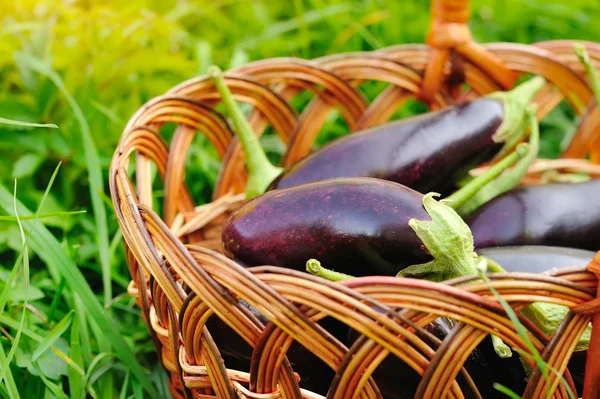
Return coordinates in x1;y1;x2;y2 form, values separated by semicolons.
109;1;600;398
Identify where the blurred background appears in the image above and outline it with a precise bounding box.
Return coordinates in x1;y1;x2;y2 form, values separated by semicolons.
0;0;599;398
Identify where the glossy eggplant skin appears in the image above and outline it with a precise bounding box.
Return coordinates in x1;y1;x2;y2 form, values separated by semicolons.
477;245;593;394
467;180;600;251
478;245;596;274
222;177;432;277
205;299;347;395
268;98;504;194
344;315;522;399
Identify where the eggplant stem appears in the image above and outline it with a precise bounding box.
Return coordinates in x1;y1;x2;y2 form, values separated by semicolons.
208;66;283;199
306;259;355;281
455;106;540;217
491;334;513;358
574;43;600;109
488;75;545;159
480;256;506;273
444;142;529;210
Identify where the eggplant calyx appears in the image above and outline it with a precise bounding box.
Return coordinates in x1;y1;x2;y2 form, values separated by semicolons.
208;66;283;199
397;193;478;282
487;75;544;158
306;259;355;282
444;142;529;211
455;106;540;217
521;303;591;352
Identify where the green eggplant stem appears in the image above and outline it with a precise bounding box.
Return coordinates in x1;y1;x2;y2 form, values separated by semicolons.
491;334;513;358
487;75;545;160
574;43;600;110
455;106;540;217
208;65;283;199
479;256;504;273
444;142;530;210
306;259;355;281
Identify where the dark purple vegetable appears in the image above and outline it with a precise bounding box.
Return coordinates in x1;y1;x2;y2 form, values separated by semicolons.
342;312;522;399
478;245;594;395
205;299;348;395
208;66;544;200
222;177;432;277
223;148;529;280
477;245;595;274
467;180;600;251
269;98;503;194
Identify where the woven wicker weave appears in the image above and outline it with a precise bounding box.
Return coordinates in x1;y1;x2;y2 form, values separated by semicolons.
109;1;600;398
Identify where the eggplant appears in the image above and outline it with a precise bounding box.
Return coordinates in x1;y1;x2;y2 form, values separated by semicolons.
205;299;348;395
478;245;595;394
466;180;600;251
268;97;531;195
268;98;505;194
222;150;532;280
477;245;595;274
208;66;544;200
221;133;531;278
221;177;431;277
342;313;525;399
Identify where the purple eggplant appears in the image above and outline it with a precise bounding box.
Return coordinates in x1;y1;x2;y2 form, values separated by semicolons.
204;299;348;395
478;245;595;395
208;66;544;200
477;245;595;274
467;180;600;251
342;311;523;399
222;177;432;277
222;148;529;280
269;98;503;194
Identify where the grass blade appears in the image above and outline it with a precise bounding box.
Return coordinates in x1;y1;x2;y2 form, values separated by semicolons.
14;52;112;305
0;184;155;397
88;319;114;398
68;312;84;399
0;116;57;129
0;343;20;399
0;383;10;399
31;309;74;362
0;210;86;221
52;347;85;377
0;314;44;341
118;372;131;399
73;296;92;364
133;379;143;399
32;362;69;399
0;253;23;316
85;353;112;383
494;383;522;399
0;181;30;384
46;277;66;323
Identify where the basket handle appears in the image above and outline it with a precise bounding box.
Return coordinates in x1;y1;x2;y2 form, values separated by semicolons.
421;0;518;101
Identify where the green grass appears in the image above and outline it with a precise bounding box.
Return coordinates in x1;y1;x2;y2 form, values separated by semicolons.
1;0;600;397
